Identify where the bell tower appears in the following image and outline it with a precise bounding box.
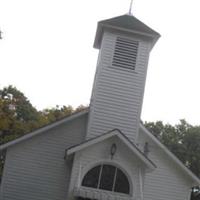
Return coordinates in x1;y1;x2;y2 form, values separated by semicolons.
86;14;160;142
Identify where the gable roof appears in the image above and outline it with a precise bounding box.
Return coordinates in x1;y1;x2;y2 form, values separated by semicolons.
66;129;156;172
1;107;199;184
94;14;160;49
140;124;200;185
0;109;89;151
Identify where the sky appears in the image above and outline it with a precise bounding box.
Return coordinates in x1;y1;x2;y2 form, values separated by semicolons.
0;0;200;125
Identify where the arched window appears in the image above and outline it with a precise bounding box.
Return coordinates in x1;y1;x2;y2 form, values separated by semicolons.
82;164;130;194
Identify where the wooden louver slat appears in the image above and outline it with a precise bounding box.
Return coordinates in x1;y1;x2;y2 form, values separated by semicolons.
112;37;138;70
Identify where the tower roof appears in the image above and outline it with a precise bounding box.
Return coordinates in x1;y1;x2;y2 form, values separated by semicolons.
94;14;160;49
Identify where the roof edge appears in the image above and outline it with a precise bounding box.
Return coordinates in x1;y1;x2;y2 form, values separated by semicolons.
140;123;200;185
66;129;156;171
98;14;160;37
0;109;89;151
94;14;160;49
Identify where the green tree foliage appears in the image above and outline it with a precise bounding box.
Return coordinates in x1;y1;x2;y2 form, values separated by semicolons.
0;85;200;199
0;85;86;177
144;120;200;177
0;86;86;145
144;120;200;200
0;85;42;144
41;105;73;123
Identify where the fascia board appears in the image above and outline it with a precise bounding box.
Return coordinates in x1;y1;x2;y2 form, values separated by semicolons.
66;129;156;172
116;133;156;171
66;130;118;155
140;123;200;185
0;109;89;151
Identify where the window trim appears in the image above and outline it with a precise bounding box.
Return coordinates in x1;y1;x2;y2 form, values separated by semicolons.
81;162;132;195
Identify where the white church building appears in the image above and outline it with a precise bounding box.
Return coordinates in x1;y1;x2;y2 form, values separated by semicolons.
0;13;199;200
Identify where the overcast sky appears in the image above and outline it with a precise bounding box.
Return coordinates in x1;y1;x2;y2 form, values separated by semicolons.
0;0;200;125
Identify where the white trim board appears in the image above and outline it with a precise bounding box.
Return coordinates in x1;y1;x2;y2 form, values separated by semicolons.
140;124;200;185
0;109;89;151
66;129;156;172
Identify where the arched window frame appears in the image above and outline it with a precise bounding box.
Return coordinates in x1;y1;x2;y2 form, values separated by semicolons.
80;161;133;196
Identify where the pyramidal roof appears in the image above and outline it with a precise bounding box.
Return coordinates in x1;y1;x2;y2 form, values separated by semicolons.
94;14;160;48
99;14;160;36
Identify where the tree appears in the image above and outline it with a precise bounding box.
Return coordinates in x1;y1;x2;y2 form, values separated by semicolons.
0;85;86;178
0;85;87;144
41;105;73;123
0;85;199;199
0;85;42;144
144;120;200;200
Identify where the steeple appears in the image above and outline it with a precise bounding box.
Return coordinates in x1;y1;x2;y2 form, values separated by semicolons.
94;14;160;49
87;14;160;142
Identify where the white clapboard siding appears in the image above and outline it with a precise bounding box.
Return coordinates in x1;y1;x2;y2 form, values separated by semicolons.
87;31;150;142
67;136;144;200
0;114;88;200
138;127;192;200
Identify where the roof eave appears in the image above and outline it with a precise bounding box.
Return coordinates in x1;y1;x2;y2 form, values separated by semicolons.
66;129;156;172
116;133;156;172
94;23;160;49
0;109;89;151
140;123;200;186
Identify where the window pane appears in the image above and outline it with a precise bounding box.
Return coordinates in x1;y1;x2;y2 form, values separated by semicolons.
114;168;130;194
99;165;116;191
82;165;101;188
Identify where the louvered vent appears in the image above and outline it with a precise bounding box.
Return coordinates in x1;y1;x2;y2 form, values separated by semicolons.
112;37;139;70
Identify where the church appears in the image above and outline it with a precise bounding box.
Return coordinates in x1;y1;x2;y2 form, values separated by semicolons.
0;12;199;200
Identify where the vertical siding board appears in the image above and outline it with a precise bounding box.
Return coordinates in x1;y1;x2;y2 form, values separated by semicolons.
0;114;88;200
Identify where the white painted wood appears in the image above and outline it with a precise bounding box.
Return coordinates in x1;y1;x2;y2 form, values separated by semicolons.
0;13;199;200
140;124;200;185
138;126;194;200
67;135;146;200
0;109;89;151
66;129;156;171
0;114;88;200
139;168;144;200
87;31;151;142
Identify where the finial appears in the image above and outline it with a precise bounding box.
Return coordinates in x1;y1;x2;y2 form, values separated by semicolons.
128;0;134;15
